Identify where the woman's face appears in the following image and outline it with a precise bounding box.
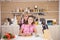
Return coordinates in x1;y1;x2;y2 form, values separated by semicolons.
28;17;33;24
24;15;28;20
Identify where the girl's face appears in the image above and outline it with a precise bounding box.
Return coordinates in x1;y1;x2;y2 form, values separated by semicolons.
28;17;33;24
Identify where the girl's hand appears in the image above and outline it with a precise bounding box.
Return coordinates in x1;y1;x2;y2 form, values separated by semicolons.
22;33;32;36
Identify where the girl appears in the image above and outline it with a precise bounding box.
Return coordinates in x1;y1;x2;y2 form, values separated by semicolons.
19;15;37;36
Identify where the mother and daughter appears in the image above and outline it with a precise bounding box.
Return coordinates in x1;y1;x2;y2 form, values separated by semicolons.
19;13;37;36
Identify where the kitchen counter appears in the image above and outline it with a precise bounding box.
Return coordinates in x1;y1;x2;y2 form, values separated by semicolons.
1;35;43;40
1;24;60;40
1;24;19;36
15;35;43;40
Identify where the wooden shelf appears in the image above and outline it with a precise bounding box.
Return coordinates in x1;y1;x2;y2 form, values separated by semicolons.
11;12;22;14
11;12;44;15
11;12;44;13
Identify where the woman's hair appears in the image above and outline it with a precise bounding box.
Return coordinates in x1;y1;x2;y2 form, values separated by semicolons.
23;19;28;24
23;13;28;24
28;15;35;25
23;12;28;17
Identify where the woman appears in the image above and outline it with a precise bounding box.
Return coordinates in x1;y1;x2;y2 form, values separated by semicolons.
19;15;37;36
19;13;28;28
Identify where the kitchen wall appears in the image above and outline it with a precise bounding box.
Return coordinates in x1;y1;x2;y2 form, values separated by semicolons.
1;1;60;40
1;1;59;24
59;0;60;25
0;2;1;39
0;2;1;26
0;0;58;2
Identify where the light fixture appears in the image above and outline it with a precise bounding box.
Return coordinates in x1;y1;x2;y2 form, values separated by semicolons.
34;5;38;9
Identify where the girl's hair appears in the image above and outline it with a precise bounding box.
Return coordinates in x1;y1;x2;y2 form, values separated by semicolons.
23;15;35;25
28;15;35;25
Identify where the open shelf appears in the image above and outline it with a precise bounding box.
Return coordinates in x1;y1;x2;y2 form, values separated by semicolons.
11;12;45;15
